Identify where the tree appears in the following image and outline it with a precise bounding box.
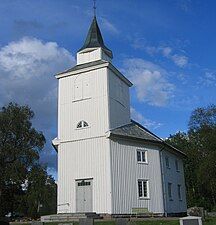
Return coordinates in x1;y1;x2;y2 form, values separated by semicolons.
188;105;216;209
166;105;216;210
0;102;45;217
23;165;57;218
189;105;216;131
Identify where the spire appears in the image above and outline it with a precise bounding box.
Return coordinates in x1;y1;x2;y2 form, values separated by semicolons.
78;16;113;58
93;0;96;17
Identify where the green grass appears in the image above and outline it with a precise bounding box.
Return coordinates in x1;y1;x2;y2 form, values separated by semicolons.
203;217;216;225
10;217;216;225
129;220;179;225
95;221;116;225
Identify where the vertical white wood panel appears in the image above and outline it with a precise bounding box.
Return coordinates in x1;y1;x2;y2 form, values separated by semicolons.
57;137;112;214
110;139;164;214
77;48;112;65
58;67;110;142
108;69;131;130
74;78;82;101
83;77;91;99
162;151;187;214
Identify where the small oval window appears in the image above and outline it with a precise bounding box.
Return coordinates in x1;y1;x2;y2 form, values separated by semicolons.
76;120;89;129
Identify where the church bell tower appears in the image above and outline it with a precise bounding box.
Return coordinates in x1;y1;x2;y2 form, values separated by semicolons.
53;16;132;213
54;16;132;146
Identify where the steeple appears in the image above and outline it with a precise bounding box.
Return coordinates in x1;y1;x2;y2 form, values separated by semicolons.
78;16;113;58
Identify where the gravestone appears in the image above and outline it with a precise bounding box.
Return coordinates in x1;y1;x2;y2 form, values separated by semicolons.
79;218;94;225
116;218;129;225
179;216;202;225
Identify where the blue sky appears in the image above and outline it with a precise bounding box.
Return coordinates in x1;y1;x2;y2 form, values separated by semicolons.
0;0;215;179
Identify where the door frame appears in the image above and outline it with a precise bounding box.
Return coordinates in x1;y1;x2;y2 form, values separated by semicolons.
75;178;93;213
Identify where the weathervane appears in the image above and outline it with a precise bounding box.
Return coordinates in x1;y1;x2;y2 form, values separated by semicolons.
93;0;96;16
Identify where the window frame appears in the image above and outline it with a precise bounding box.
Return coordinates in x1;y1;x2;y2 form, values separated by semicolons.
177;184;182;201
165;156;170;169
76;120;89;129
168;182;173;201
175;159;180;172
73;76;92;102
136;149;148;164
138;179;150;199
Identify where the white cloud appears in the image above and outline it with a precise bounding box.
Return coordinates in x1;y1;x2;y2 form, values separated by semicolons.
130;107;144;123
158;46;188;68
171;54;188;67
198;71;216;87
0;37;73;79
130;107;162;130
160;46;172;57
0;37;75;170
159;46;188;67
131;39;188;68
123;58;174;106
100;17;119;34
177;73;188;84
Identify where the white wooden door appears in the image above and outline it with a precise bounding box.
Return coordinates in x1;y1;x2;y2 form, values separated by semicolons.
76;179;93;212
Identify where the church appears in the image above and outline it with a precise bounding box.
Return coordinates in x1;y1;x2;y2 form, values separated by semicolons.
52;15;187;216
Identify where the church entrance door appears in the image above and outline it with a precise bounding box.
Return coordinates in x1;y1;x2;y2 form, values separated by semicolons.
76;179;93;212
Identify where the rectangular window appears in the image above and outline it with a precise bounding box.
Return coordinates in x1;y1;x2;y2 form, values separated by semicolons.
138;181;143;197
178;184;182;200
137;151;141;162
77;181;91;186
138;180;149;198
165;156;170;168
137;150;147;163
175;159;179;172
168;183;172;200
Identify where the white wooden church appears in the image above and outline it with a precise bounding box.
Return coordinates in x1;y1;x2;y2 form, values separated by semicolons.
52;16;187;216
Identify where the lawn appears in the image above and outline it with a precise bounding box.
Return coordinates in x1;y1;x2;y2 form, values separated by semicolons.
10;217;216;225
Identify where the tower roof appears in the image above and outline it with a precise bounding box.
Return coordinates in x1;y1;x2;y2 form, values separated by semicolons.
78;16;113;58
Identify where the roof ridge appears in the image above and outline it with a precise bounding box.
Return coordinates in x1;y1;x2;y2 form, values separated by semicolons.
109;122;133;132
56;59;108;76
131;120;186;156
131;120;162;142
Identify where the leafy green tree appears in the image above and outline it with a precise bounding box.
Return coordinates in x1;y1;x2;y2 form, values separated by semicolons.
23;165;57;218
189;105;216;131
166;105;216;210
0;102;45;217
188;105;216;209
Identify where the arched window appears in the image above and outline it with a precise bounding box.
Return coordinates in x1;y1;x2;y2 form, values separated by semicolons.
76;120;89;129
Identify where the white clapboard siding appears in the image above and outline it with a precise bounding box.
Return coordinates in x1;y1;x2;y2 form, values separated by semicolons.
77;48;101;65
58;66;131;142
107;68;131;130
162;150;187;213
77;48;112;65
58;137;112;214
109;139;164;214
58;67;109;141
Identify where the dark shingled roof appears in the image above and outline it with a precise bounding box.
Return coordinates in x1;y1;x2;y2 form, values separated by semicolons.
57;60;106;75
78;16;113;58
110;120;186;156
110;120;162;143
